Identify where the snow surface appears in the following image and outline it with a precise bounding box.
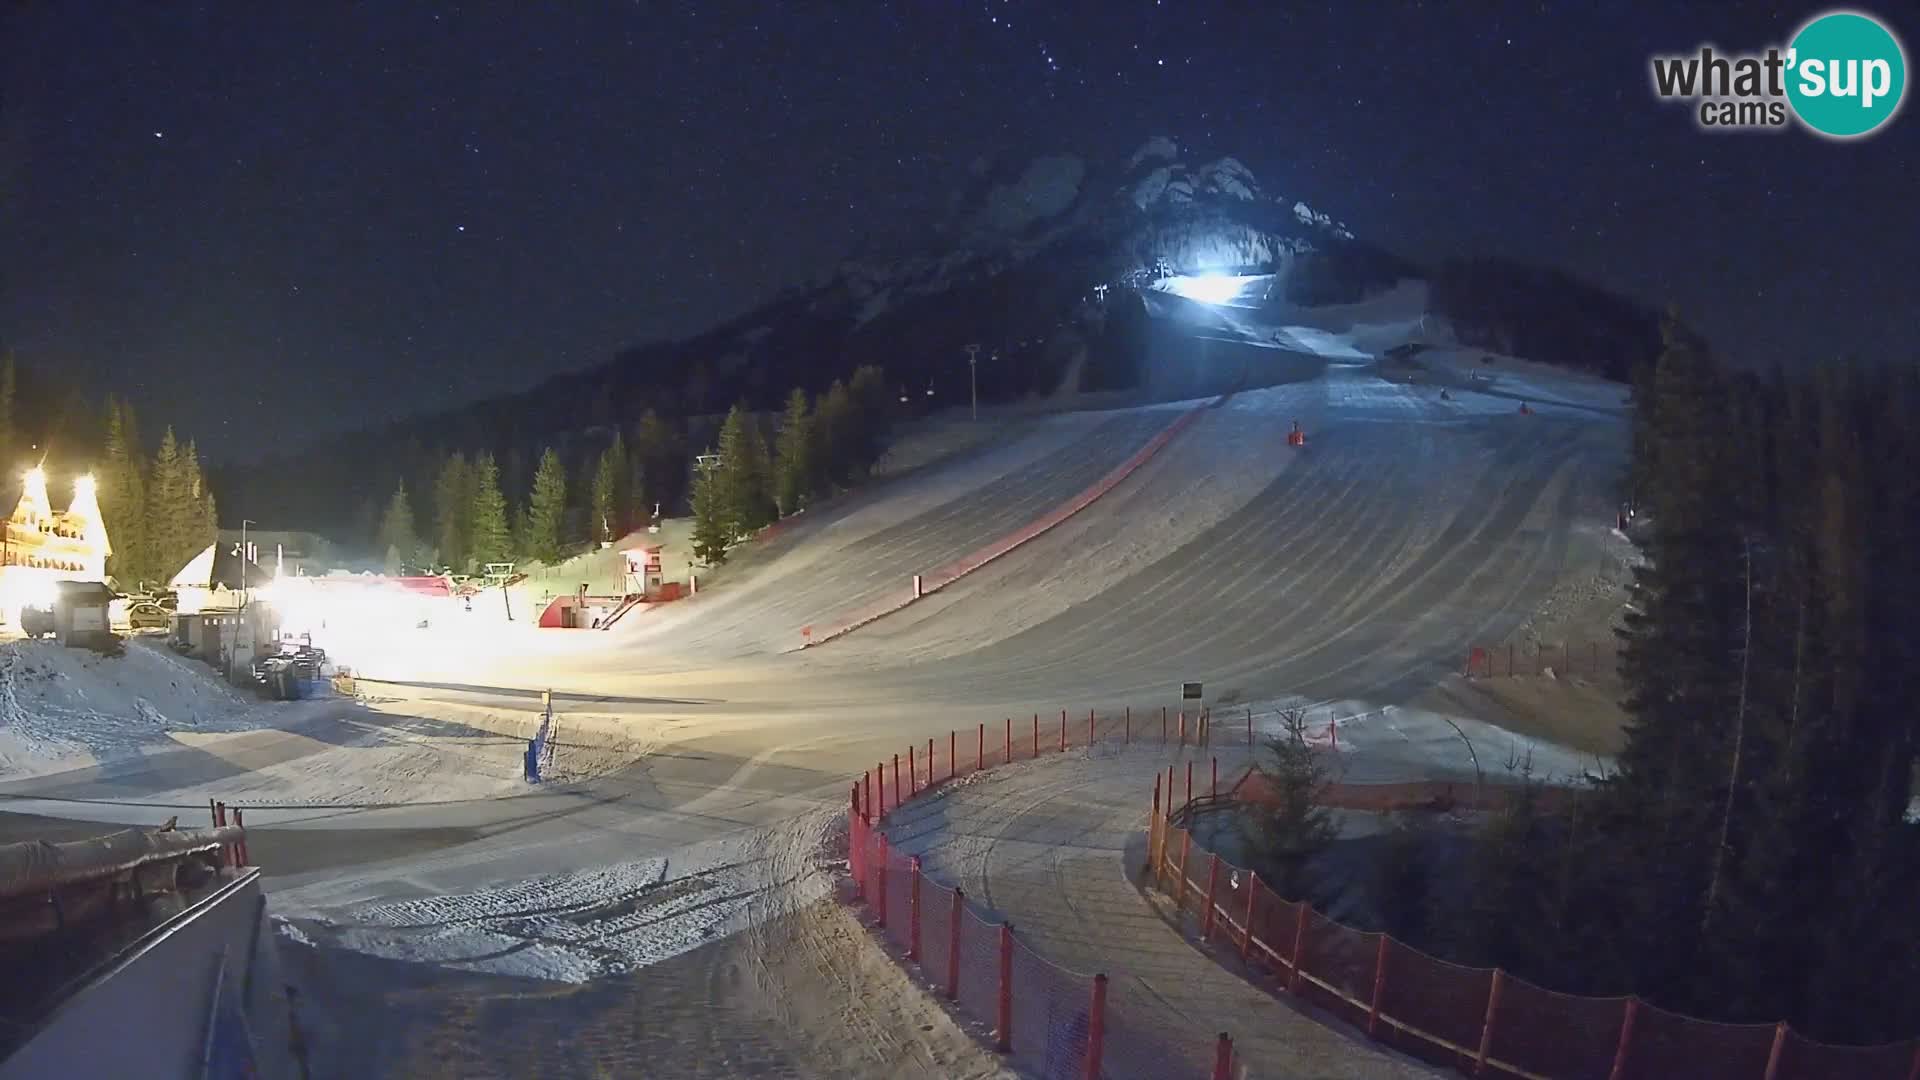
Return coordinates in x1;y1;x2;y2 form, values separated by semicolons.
0;637;331;780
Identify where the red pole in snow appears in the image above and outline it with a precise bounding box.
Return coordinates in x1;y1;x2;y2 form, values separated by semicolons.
868;768;876;819
208;798;217;828
996;923;1015;1053
1161;705;1167;743
928;737;935;786
1085;974;1109;1080
1178;709;1186;744
1005;717;1012;765
1211;1033;1234;1080
893;754;901;808
947;888;964;1000
1211;756;1218;799
1186;761;1193;808
1088;707;1095;748
233;808;247;867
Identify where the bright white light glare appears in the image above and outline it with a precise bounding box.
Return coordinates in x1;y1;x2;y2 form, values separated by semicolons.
74;474;96;497
1166;273;1257;305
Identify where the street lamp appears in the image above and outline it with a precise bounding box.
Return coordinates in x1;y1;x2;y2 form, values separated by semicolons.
964;344;980;421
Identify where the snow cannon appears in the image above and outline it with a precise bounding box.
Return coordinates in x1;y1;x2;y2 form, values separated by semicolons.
1518;401;1534;416
1287;421;1306;447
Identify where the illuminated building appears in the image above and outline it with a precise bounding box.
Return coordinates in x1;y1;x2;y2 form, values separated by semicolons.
1;469;111;627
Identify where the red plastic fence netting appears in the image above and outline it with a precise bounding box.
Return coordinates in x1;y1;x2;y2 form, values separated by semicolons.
1773;1028;1918;1080
1614;999;1778;1080
1295;907;1379;1029
1146;778;1920;1080
1006;935;1092;1076
1485;975;1630;1080
1374;939;1493;1071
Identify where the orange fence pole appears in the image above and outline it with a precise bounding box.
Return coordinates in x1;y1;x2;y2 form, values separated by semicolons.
909;745;916;796
1085;973;1108;1080
908;856;922;961
1186;761;1193;808
1211;756;1218;798
208;798;217;828
1475;969;1506;1077
996;922;1014;1053
1178;709;1186;744
233;808;247;867
1763;1021;1788;1080
1161;705;1167;743
950;731;956;781
1203;854;1221;940
1608;997;1639;1080
1368;935;1389;1038
947;888;964;1000
870;766;878;817
1211;1032;1233;1080
928;737;935;786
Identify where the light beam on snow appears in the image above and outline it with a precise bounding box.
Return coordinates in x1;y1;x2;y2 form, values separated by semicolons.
1165;273;1258;305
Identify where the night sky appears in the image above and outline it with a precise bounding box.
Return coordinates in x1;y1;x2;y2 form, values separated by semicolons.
3;2;1915;458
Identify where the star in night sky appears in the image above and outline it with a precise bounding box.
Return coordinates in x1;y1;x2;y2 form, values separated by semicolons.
0;2;1914;457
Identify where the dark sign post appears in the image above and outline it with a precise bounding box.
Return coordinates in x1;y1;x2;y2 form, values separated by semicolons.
1181;682;1203;702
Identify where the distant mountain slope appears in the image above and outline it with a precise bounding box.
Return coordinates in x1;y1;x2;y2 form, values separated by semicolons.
220;138;1663;540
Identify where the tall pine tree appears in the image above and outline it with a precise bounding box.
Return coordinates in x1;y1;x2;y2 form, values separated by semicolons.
468;452;511;567
378;480;419;574
434;452;474;572
774;387;814;515
523;447;568;564
590;431;629;545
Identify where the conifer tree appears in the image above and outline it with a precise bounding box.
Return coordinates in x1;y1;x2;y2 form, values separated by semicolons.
689;454;729;565
715;404;773;538
100;397;148;585
434;452;473;572
468;452;511;567
590;431;629;544
378;480;418;574
523;447;568;564
774;388;814;515
814;380;855;488
150;428;187;581
632;409;679;514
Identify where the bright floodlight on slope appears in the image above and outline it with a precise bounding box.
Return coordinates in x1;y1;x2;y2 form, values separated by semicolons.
1166;273;1254;305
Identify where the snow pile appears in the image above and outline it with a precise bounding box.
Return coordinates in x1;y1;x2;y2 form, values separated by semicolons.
0;638;296;779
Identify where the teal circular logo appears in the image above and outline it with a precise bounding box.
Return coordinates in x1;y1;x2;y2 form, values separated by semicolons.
1786;11;1907;138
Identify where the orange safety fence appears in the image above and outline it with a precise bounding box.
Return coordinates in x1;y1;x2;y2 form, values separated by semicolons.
1148;789;1920;1080
1464;640;1613;679
845;703;1252;1078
